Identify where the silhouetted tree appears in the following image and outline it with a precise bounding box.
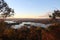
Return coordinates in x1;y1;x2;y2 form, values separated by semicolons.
54;10;60;17
0;0;14;18
49;10;60;19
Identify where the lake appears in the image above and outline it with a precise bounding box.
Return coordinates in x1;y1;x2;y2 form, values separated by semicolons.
11;22;52;29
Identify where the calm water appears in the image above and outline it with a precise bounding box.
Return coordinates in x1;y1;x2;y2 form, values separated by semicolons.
11;22;52;29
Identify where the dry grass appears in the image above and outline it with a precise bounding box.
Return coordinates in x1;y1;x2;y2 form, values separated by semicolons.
0;20;60;40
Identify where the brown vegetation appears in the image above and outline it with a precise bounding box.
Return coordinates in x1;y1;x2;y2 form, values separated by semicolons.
0;21;60;40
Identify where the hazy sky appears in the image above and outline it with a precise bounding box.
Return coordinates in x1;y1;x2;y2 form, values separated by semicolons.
4;0;60;18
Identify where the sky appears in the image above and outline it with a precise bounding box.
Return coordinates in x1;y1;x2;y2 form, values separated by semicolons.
4;0;60;18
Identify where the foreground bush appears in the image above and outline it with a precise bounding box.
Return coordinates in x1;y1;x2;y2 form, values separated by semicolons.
0;21;60;40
